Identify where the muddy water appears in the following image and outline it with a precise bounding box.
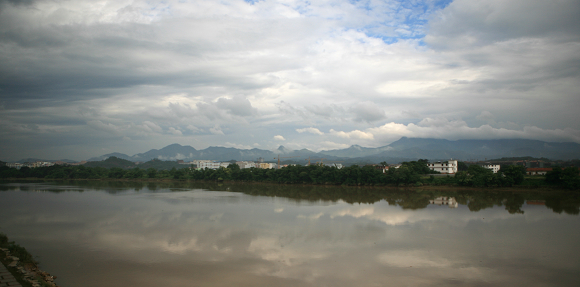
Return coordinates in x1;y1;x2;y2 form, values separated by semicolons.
1;181;579;287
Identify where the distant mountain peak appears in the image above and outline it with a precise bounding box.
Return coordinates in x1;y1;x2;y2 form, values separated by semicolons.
277;145;292;154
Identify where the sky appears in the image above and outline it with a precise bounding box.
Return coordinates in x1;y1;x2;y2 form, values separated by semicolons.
1;0;579;161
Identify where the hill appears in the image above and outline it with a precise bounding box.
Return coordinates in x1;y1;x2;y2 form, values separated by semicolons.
85;137;580;164
84;156;137;169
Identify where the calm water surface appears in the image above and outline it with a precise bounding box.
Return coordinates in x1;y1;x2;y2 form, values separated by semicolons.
1;181;579;287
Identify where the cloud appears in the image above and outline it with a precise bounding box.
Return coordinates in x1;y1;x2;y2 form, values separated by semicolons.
87;120;123;136
304;105;338;118
329;129;375;140
215;97;257;117
168;102;195;118
186;125;200;132
296;127;324;135
318;141;350;150
1;0;579;160
210;125;224;135
349;102;386;122
137;121;163;133
426;0;580;49
476;111;495;122
364;119;580;144
224;142;254;149
273;135;285;141
168;127;182;136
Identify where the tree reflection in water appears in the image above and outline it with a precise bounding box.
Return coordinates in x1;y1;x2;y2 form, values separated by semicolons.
4;180;578;215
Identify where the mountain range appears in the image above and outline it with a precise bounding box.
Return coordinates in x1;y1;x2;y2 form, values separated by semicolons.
83;137;580;164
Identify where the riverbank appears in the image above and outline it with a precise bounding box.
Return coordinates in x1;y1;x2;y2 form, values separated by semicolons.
0;234;59;287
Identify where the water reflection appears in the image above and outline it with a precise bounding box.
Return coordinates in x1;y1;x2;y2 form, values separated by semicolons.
429;197;458;208
3;180;577;215
1;181;579;287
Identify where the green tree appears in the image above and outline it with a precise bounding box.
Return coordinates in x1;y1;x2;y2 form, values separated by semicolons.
454;170;471;186
468;165;497;187
546;166;563;184
500;165;526;186
147;168;157;178
561;167;580;190
458;161;468;171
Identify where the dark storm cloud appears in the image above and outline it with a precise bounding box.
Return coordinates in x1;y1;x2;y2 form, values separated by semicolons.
0;0;35;8
0;17;271;109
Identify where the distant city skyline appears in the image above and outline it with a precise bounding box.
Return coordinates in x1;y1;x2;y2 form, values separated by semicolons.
1;0;579;161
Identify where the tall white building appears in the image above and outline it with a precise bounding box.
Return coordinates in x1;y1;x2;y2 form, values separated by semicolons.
480;163;501;173
427;160;458;174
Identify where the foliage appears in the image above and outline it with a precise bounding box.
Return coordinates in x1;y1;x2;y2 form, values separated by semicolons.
499;165;526;186
138;158;185;170
454;164;529;188
0;233;35;265
0;159;573;189
545;166;580;190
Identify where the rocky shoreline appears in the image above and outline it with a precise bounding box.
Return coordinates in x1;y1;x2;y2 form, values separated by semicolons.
0;237;59;287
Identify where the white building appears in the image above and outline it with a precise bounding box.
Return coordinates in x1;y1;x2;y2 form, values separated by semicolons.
29;161;54;168
427;160;458;174
236;161;255;169
6;163;24;169
480;163;500;173
197;161;230;170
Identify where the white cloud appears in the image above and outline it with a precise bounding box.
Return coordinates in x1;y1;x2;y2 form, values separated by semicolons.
318;141;350;150
329;129;375;140
273;135;285;141
224;142;254;149
296;127;324;135
168;127;183;136
210;125;224;135
363;119;580;144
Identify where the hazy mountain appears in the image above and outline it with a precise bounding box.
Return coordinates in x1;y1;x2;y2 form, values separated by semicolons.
87;152;132;162
131;144;198;161
197;146;275;161
385;137;580;160
86;137;580;164
320;144;393;158
322;137;580;161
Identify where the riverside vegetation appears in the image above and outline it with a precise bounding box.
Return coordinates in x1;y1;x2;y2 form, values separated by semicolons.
1;157;579;189
0;233;59;287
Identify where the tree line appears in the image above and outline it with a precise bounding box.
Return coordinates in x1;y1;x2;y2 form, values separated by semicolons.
1;159;578;189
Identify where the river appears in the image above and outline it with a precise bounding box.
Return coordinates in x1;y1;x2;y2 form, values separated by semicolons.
1;181;579;286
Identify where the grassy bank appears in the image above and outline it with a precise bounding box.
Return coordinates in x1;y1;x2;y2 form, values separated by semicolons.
0;233;58;287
